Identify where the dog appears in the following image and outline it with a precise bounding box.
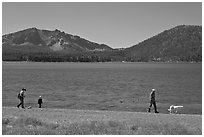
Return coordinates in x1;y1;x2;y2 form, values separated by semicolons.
168;105;183;114
27;106;32;109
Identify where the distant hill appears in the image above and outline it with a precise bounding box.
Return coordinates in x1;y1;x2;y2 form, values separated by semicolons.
124;25;202;62
2;25;202;62
2;27;112;52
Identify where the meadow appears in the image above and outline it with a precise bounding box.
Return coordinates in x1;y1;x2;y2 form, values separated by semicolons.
2;62;202;114
2;107;202;135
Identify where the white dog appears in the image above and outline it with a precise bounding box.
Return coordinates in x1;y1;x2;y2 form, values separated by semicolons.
168;105;183;114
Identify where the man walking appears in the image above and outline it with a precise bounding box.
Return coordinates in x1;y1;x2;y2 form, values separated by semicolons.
148;89;159;113
38;96;43;108
17;88;26;109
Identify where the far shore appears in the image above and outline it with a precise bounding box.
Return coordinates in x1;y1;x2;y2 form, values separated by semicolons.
2;61;202;64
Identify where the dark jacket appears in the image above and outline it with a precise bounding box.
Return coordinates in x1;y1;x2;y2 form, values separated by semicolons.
38;98;43;104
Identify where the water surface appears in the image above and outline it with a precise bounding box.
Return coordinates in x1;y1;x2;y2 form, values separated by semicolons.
2;62;202;114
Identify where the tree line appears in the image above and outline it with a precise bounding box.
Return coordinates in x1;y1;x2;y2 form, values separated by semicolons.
2;50;201;62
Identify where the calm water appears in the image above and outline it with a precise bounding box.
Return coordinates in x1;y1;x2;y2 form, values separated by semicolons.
2;62;202;114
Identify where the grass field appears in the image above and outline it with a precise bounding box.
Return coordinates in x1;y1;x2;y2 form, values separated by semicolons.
2;107;202;135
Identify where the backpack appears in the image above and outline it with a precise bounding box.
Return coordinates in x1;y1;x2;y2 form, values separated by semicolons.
17;93;21;99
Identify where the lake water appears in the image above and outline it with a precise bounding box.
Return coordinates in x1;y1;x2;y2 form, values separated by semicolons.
2;62;202;114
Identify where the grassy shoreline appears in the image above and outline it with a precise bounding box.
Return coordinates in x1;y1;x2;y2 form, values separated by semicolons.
2;107;202;135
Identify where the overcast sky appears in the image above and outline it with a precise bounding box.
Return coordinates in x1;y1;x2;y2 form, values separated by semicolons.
2;2;202;48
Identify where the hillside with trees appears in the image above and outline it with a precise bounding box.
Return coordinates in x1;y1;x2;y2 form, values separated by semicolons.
124;25;202;62
2;25;202;62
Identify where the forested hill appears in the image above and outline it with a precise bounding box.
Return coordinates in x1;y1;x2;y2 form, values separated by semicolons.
2;25;202;62
124;25;202;62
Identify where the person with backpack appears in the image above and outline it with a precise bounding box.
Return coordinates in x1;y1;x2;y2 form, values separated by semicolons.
38;96;43;108
17;88;26;109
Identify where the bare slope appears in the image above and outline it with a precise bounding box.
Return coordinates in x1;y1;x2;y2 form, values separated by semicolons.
2;27;112;52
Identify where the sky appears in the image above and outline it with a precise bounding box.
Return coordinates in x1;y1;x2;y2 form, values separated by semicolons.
2;2;202;48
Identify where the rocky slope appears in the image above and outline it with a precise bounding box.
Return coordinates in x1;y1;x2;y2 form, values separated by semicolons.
2;27;112;52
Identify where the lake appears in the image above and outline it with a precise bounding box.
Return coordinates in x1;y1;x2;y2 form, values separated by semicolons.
2;62;202;114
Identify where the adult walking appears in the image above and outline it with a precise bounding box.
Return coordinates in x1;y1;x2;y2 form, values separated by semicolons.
17;88;26;109
148;89;159;113
38;96;43;108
